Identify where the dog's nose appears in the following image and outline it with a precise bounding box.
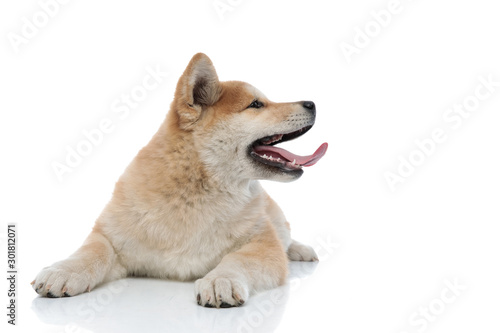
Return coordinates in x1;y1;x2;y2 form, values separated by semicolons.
302;101;316;115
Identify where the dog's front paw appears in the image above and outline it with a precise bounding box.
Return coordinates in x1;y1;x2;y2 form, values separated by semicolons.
32;261;92;298
287;239;319;262
195;275;249;308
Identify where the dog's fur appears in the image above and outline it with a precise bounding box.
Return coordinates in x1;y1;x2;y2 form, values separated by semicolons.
32;53;322;308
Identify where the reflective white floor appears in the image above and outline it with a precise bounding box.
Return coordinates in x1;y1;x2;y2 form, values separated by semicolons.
30;262;318;333
10;236;500;333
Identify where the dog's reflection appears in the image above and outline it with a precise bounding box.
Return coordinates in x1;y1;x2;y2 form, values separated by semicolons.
32;262;317;333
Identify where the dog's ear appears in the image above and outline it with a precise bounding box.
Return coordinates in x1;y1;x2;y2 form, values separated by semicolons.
173;53;222;128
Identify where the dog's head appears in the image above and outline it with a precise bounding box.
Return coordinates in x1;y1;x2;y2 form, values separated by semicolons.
169;53;327;183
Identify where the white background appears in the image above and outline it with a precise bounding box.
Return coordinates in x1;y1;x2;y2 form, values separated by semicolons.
1;0;499;332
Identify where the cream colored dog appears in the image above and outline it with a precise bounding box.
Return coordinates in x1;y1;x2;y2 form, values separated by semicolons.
32;53;328;308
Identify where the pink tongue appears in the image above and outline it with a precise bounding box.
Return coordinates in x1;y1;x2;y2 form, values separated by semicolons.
254;142;328;167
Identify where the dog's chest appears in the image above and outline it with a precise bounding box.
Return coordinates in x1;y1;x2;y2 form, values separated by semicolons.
113;187;267;280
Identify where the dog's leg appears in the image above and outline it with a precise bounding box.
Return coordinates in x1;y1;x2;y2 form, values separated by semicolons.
195;221;288;308
263;194;317;262
264;195;318;262
287;239;319;262
32;231;125;297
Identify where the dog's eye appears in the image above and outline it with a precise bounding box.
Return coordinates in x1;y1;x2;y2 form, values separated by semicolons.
247;100;264;109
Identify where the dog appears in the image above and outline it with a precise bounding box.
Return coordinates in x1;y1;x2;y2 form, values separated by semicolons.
32;53;328;308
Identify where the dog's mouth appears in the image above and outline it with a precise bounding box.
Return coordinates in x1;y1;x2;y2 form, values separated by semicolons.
249;125;328;173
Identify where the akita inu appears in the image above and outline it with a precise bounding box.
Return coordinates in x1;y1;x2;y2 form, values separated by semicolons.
32;53;328;308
